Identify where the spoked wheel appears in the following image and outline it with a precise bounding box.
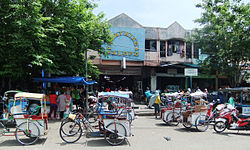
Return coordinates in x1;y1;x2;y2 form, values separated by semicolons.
105;122;127;146
214;121;226;133
15;122;40;145
127;113;133;124
166;112;180;126
59;120;83;143
86;111;97;124
0;121;5;137
195;114;209;132
183;121;192;129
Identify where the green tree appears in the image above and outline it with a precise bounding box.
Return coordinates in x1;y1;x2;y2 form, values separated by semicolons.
0;0;112;86
193;0;250;87
40;0;112;78
0;0;49;80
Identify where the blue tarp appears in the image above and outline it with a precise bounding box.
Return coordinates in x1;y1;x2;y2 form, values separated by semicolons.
33;77;97;85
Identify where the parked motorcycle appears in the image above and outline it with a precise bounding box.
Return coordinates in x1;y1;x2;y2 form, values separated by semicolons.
214;104;250;133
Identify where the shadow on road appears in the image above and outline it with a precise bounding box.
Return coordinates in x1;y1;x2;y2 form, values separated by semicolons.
174;127;198;132
86;139;129;147
155;123;171;127
0;138;47;147
212;131;250;137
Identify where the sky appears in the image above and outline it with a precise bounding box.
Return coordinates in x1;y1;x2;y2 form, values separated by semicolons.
93;0;205;30
93;0;250;30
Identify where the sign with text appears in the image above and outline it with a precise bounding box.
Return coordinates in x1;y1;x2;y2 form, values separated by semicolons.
242;107;250;115
102;27;145;61
184;68;198;76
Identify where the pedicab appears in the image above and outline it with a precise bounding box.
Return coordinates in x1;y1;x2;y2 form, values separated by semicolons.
161;92;185;124
0;92;48;145
180;91;210;131
59;92;133;146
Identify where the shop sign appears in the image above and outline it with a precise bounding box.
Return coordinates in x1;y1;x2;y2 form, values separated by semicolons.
184;68;198;76
102;27;145;61
242;107;250;115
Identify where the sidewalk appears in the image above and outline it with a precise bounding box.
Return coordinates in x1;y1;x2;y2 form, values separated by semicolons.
133;104;155;116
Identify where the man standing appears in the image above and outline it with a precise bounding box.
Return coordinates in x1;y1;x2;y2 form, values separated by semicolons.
72;86;81;109
57;91;67;120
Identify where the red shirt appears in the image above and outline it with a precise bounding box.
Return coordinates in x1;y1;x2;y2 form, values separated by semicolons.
49;94;57;105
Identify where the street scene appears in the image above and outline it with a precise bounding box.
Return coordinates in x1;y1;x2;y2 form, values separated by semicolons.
0;0;249;150
1;113;250;150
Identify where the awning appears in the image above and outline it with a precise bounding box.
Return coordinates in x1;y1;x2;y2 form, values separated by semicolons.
161;62;199;68
33;77;97;85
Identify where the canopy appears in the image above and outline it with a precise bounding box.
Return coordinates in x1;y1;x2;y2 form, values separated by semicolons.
98;92;130;99
33;77;97;85
15;92;45;100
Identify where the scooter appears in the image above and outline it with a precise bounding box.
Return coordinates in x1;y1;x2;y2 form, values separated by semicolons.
214;104;250;133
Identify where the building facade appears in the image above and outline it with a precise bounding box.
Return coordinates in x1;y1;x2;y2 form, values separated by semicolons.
89;13;222;100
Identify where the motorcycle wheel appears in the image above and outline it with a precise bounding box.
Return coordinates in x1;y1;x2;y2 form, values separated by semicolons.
214;121;226;133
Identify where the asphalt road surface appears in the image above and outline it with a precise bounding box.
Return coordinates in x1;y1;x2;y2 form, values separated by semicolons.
1;116;250;150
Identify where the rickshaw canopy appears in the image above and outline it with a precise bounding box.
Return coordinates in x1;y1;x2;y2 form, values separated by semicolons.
98;92;130;99
15;92;46;100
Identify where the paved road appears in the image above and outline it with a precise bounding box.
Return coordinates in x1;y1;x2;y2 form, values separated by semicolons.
1;116;250;150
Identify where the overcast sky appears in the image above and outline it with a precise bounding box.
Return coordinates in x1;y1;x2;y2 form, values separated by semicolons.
93;0;249;30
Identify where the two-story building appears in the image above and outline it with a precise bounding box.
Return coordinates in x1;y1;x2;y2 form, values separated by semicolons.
89;13;221;100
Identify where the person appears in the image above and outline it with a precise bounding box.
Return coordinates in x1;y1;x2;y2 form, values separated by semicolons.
71;86;81;109
57;91;67;120
217;88;224;104
163;87;169;93
228;93;235;107
65;88;72;112
145;87;152;106
154;91;162;119
49;90;57;120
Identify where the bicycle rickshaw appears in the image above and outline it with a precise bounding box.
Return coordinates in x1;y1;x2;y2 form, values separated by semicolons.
0;92;48;145
59;92;133;146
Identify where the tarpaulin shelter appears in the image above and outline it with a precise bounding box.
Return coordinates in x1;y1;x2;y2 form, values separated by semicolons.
33;77;97;85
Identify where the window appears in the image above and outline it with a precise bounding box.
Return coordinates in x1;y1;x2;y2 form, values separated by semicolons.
186;42;192;58
194;43;199;59
167;40;181;56
145;40;157;52
160;41;166;57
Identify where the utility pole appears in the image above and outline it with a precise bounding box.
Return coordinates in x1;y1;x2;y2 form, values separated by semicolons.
85;49;88;112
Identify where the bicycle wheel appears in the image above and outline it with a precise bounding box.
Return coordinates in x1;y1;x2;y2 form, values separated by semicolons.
0;121;5;137
195;114;209;132
166;112;180;126
105;122;127;146
15;121;40;145
183;121;192;128
127;113;133;124
87;111;97;124
59;120;82;143
213;121;226;133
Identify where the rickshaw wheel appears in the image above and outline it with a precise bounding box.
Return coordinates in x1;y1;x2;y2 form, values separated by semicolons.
0;121;5;136
183;122;192;128
166;112;180;126
87;111;97;124
195;114;209;132
15;121;40;145
59;120;83;143
213;121;226;133
105;122;126;146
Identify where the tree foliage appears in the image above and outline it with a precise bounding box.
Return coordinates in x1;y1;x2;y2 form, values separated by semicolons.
193;0;250;87
0;0;112;82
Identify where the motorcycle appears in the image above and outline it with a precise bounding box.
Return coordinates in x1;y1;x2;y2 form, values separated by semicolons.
214;104;250;133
